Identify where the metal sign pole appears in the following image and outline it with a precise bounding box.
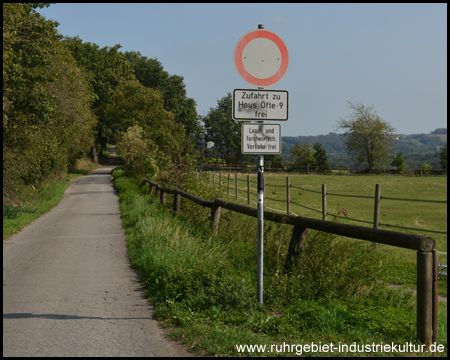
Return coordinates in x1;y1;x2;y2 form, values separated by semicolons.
234;22;288;306
257;153;264;306
256;15;265;304
256;25;265;306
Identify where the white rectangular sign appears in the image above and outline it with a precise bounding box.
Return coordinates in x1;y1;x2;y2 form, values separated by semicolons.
242;123;281;154
233;89;288;121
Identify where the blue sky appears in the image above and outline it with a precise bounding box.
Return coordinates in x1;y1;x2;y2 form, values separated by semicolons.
39;3;447;137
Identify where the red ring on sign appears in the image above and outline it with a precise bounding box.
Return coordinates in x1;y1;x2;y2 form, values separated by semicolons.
234;29;289;87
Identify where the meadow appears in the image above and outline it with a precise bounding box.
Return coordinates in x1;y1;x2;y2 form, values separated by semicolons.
209;172;447;253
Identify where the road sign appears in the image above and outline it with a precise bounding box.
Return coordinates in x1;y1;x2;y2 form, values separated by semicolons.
242;123;281;154
234;29;289;87
233;89;288;121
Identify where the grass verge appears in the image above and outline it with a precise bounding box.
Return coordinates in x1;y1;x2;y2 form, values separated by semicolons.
112;169;447;357
3;158;102;239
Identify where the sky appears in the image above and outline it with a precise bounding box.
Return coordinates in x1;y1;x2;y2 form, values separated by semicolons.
39;3;447;137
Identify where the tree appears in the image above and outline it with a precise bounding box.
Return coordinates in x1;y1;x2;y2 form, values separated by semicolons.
290;143;316;171
432;128;447;135
202;93;244;164
123;51;201;149
64;37;135;153
265;155;286;170
420;162;432;175
3;3;97;204
313;142;331;173
115;125;159;181
391;152;406;173
439;145;447;170
100;79;187;166
336;101;397;172
3;3;59;130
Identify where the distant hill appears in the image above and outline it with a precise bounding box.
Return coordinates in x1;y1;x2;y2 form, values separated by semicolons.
281;128;447;169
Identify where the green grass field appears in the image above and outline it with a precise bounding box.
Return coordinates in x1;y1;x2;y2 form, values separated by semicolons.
210;173;447;253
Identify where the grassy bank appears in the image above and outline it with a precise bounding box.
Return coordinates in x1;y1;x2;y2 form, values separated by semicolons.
112;169;447;357
3;157;102;239
211;173;447;299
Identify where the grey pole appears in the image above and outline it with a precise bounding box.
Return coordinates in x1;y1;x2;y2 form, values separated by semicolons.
256;23;265;306
257;154;264;306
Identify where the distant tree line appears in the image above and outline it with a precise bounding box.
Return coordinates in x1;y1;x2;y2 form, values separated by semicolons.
201;95;447;173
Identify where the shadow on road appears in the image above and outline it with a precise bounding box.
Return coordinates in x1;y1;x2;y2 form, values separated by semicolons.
3;313;151;320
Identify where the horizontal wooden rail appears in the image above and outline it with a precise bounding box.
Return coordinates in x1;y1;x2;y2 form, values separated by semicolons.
177;189;213;208
146;180;436;253
146;180;213;208
214;198;435;252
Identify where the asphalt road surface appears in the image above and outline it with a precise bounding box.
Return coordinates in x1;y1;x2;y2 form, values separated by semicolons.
3;150;193;357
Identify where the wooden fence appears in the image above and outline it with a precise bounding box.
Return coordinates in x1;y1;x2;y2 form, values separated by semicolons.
205;172;447;236
199;163;447;176
145;179;439;347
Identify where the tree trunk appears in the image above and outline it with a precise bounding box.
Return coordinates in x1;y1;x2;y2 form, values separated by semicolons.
91;145;98;164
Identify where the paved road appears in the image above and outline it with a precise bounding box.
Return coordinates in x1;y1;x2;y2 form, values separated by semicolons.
3;151;193;357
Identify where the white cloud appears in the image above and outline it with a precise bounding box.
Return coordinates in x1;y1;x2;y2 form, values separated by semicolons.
265;12;293;24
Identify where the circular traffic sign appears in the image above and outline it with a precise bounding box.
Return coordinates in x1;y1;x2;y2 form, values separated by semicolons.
234;29;289;87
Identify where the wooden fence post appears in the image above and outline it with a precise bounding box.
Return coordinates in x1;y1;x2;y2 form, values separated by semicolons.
227;173;230;196
417;251;433;348
173;192;181;212
373;184;381;249
219;172;222;188
247;175;250;205
322;184;327;221
213;171;215;186
284;224;308;274
211;203;221;235
432;250;439;344
235;173;238;199
374;184;381;229
286;176;290;215
160;189;166;205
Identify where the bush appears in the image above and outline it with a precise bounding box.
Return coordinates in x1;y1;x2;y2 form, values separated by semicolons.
420;162;432;175
391;152;406;173
116;125;159;181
